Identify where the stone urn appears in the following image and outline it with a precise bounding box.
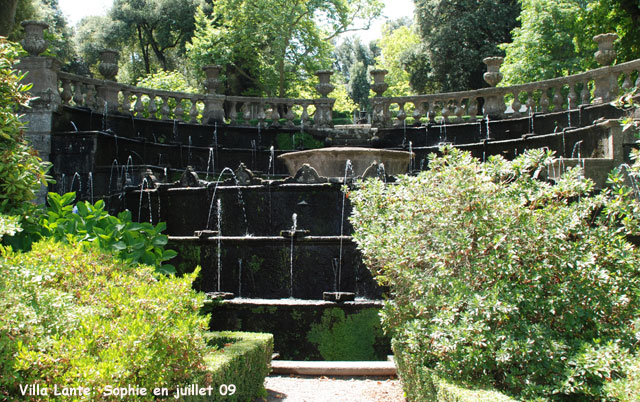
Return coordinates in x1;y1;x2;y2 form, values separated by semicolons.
594;33;618;66
20;20;48;56
369;69;389;96
203;64;222;94
483;57;504;87
314;70;334;98
98;49;119;80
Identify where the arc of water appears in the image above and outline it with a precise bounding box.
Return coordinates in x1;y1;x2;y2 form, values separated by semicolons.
69;172;82;195
338;160;354;292
217;198;222;292
138;178;153;223
206;148;215;181
206;167;235;229
290;213;297;298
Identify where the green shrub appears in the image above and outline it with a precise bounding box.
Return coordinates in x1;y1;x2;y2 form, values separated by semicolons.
349;147;640;401
0;240;210;401
307;308;388;361
0;38;51;250
41;192;177;274
185;331;273;402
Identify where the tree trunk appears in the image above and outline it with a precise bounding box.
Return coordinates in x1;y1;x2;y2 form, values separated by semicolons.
0;0;19;37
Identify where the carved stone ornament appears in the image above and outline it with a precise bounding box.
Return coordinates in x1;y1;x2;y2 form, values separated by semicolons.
98;49;119;81
203;65;222;94
314;70;335;98
179;166;201;187
483;57;504;87
20;20;49;57
293;164;327;184
594;33;618;66
369;69;389;97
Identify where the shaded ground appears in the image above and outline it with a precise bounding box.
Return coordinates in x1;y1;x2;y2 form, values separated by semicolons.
258;375;406;402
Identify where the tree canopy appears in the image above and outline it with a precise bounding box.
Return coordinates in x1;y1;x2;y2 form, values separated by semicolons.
413;0;520;92
187;0;382;97
500;0;640;85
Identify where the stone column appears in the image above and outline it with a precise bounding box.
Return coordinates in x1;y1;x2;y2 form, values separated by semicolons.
482;57;504;118
97;49;120;112
593;33;618;104
202;64;226;124
314;70;335;129
369;69;389;128
15;20;61;203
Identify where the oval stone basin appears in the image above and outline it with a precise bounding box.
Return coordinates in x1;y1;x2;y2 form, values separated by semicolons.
278;147;413;177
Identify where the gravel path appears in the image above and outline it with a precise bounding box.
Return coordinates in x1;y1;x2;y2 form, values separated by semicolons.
259;375;406;402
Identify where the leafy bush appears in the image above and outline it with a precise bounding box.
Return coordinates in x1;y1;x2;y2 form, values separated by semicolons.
41;192;177;274
349;147;640;401
0;240;210;401
0;38;51;250
307;308;388;361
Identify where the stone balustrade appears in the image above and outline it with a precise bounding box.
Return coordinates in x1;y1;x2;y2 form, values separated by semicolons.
370;59;640;128
17;21;640;131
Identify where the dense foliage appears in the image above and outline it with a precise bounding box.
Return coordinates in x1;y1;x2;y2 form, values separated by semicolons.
0;240;209;401
187;0;382;97
0;38;51;250
413;0;520;91
349;147;640;400
41;192;177;274
500;0;640;85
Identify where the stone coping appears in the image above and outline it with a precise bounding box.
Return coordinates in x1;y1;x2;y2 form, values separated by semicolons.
270;360;396;376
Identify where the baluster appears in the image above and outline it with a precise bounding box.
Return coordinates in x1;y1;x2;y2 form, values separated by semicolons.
568;84;578;108
174;97;184;122
301;103;310;126
396;102;406;126
241;102;251;124
189;99;199;123
121;90;131;114
581;81;591;105
160;96;171;120
228;101;238;123
146;94;157;118
622;73;633;91
270;103;281;128
427;102;437;123
540;89;550;113
552;86;563;111
60;78;72;105
412;101;423;125
468;97;478;120
635;71;640;88
525;92;535;114
511;92;522;117
257;103;266;127
285;103;295;127
72;81;84;106
454;99;464;122
85;84;97;109
441;100;451;123
134;92;145;116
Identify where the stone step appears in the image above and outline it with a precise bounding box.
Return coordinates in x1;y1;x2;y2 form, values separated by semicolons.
270;360;397;376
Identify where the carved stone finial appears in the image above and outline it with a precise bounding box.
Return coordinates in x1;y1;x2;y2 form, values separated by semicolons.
179;166;201;187
369;69;389;97
292;164;327;184
483;57;504;87
20;20;48;56
315;70;335;98
203;64;222;95
98;49;119;81
594;33;618;66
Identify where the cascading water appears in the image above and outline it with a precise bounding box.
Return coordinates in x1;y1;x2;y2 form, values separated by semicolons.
69;172;82;194
217;198;222;292
138;178;153;224
338;160;354;293
206;148;215;181
289;213;297;298
88;172;94;203
237;258;243;298
206;167;235;230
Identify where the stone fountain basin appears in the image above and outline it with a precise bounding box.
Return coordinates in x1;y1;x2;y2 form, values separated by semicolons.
277;147;413;177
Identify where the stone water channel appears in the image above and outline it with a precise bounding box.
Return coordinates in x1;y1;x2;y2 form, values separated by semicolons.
17;23;640;360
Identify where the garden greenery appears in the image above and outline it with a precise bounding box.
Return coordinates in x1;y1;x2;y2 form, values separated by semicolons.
349;146;640;400
0;240;209;401
41;192;177;274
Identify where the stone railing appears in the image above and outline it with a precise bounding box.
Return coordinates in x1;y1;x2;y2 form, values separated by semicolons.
16;21;639;131
370;32;640;127
16;20;336;129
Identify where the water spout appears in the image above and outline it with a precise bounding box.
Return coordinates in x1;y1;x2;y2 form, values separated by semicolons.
290;213;297;298
217;198;222;292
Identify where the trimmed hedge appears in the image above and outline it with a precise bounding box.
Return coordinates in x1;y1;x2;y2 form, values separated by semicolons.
188;331;273;402
393;340;517;402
